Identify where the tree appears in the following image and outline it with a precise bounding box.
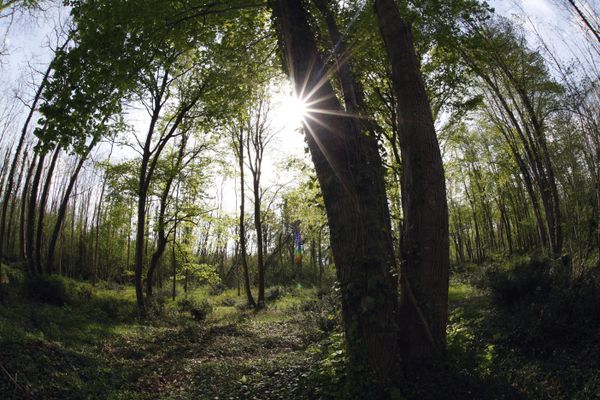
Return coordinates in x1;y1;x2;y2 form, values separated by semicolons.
270;0;399;391
0;44;61;265
146;131;209;296
461;19;563;255
244;93;278;308
231;122;257;308
374;0;450;361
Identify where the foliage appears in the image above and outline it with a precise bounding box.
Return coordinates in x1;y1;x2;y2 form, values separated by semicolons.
300;289;341;334
265;284;287;301
26;274;68;306
179;262;221;287
1;0;599;398
308;331;347;400
487;255;600;355
176;296;213;320
208;282;226;296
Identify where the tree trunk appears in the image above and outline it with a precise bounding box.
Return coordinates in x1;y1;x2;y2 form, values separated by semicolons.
253;178;265;307
46;139;96;274
238;127;256;308
146;139;182;297
6;148;29;257
93;145;113;282
35;146;61;273
374;0;450;360
134;165;149;308
271;0;399;390
26;151;47;273
0;58;55;264
19;152;38;261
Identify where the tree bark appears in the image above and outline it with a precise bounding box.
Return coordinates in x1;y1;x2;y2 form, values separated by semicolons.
237;127;256;308
35;146;61;273
0;60;55;264
46;139;96;274
374;0;450;360
26;151;47;273
271;0;399;389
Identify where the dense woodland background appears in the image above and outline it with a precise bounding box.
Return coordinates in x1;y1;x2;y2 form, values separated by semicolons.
0;0;599;399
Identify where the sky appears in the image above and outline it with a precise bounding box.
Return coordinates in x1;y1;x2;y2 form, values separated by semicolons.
0;0;598;215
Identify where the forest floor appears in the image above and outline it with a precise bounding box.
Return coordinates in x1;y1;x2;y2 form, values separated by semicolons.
0;271;325;399
1;261;599;399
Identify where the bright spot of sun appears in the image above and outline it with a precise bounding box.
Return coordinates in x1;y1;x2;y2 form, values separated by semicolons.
280;94;308;128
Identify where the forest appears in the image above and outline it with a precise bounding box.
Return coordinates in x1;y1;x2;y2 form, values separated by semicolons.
0;0;599;399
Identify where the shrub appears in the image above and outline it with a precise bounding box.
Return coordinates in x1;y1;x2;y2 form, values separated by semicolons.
145;291;170;318
190;300;213;321
208;282;225;296
265;285;286;301
486;255;600;354
220;297;236;307
177;297;213;320
26;275;67;306
487;255;554;309
65;281;93;303
309;331;347;400
301;291;341;334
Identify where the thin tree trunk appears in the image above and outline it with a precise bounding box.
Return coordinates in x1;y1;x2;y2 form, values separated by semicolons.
93;145;113;283
237;127;256;308
147;140;185;296
46;139;97;274
35;146;60;273
26;151;47;273
6;148;29;257
19;152;39;261
0;55;56;263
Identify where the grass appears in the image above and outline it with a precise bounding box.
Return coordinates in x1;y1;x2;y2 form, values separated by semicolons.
2;263;597;399
448;283;477;303
0;278;326;399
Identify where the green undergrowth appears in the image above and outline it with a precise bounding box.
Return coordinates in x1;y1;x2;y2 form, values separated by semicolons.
0;272;331;399
445;254;600;400
1;257;597;399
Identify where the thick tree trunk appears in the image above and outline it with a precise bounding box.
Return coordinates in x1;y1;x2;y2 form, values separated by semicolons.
134;167;149;308
313;0;364;113
271;0;399;390
374;0;450;360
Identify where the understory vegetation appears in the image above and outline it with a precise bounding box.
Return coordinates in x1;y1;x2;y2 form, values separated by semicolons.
2;255;599;399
